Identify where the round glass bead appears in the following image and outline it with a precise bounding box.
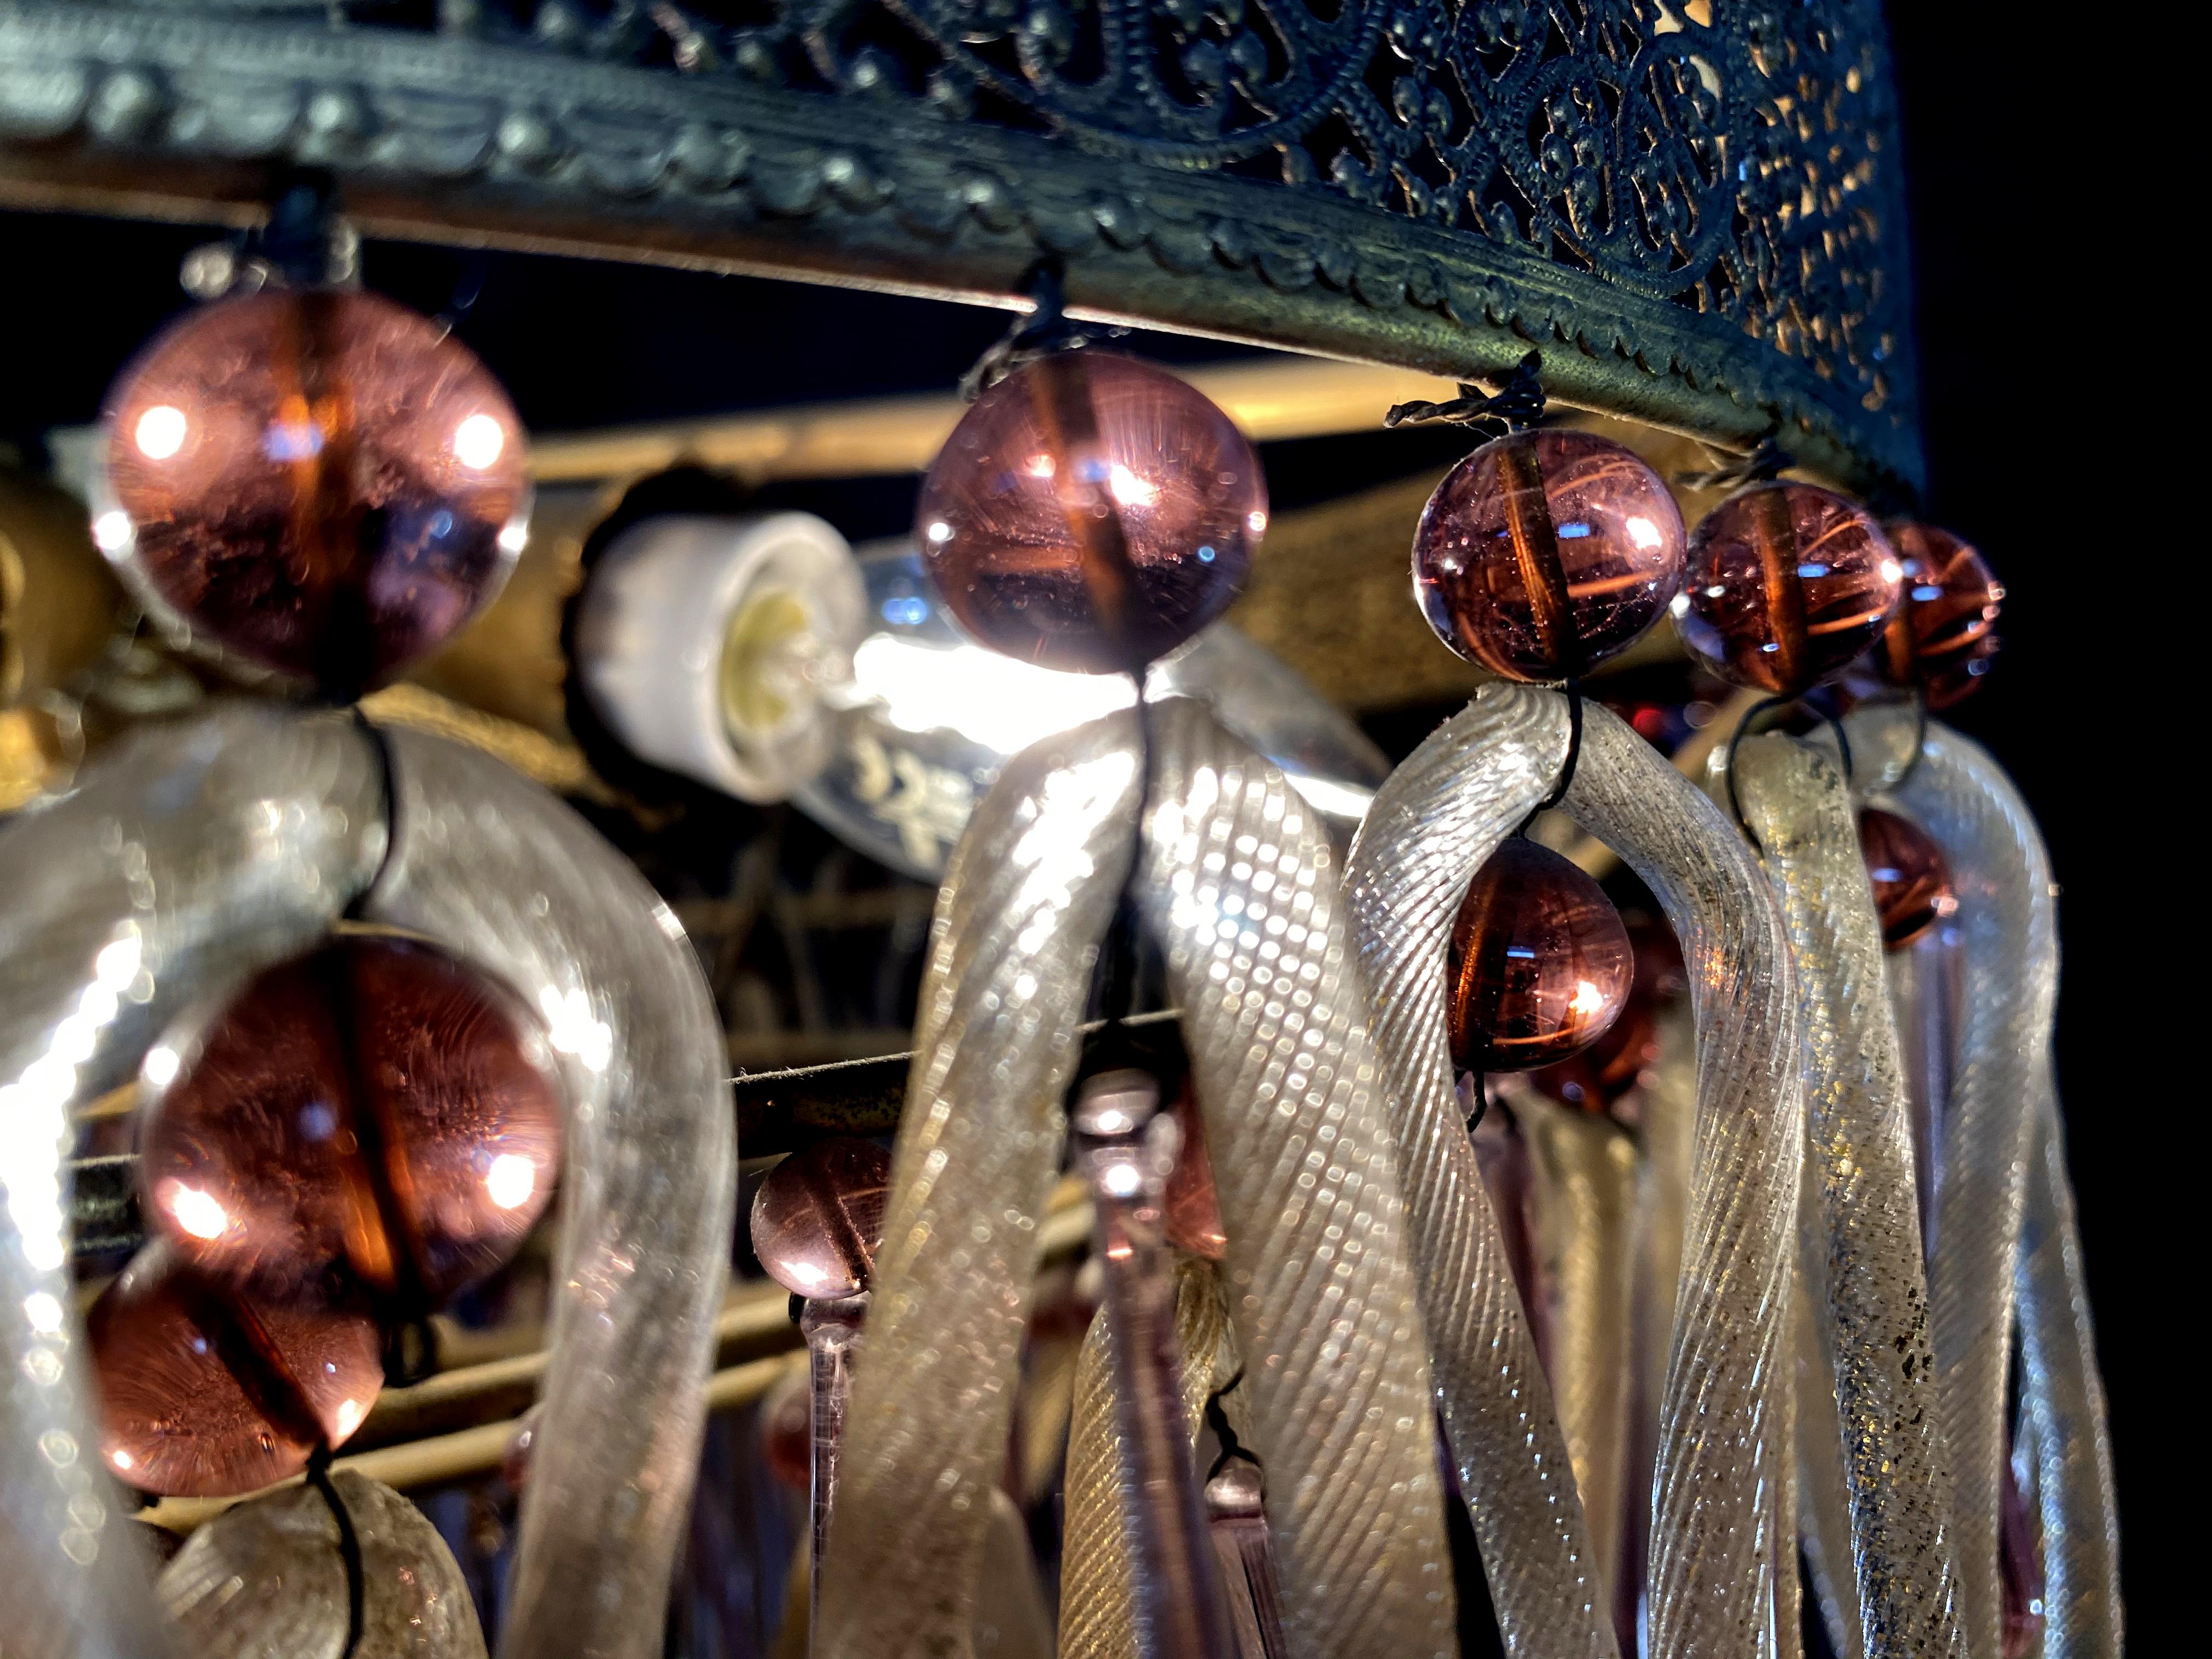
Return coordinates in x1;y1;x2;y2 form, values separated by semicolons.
915;353;1263;674
1858;807;1955;951
1413;428;1685;681
1674;482;1901;695
97;288;530;696
1880;521;2002;709
1447;838;1635;1074
138;935;563;1311
749;1137;893;1300
88;1244;381;1498
1527;917;1683;1113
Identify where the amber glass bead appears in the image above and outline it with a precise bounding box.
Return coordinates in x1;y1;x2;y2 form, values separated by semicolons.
1414;430;1685;681
1858;808;1955;951
1528;917;1683;1113
749;1137;892;1300
98;289;529;696
139;935;563;1311
1880;521;2003;709
1675;482;1901;695
88;1244;381;1498
1447;838;1634;1074
915;353;1263;674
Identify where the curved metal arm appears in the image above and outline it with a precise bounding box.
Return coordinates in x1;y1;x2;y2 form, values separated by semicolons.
821;699;1456;1659
2017;1076;2124;1657
363;726;735;1659
1876;720;2055;1659
1;705;388;1659
1736;733;1965;1659
1346;685;1805;1659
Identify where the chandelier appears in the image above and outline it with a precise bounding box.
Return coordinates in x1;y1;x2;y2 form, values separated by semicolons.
0;4;2114;1659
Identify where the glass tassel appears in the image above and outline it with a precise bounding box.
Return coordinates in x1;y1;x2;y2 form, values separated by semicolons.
1070;1070;1234;1659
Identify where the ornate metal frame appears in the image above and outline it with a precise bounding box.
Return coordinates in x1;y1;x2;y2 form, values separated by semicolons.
1;0;1918;494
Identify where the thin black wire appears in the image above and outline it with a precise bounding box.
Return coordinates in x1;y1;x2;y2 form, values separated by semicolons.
960;256;1126;402
1723;694;1857;851
1383;349;1546;437
1514;674;1582;836
306;1443;366;1659
343;707;398;921
1675;432;1797;492
1203;1369;1259;1481
1094;684;1158;1039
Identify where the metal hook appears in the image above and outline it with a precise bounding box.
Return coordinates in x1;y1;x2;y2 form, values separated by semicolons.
1723;693;1857;851
959;256;1126;400
1384;349;1547;435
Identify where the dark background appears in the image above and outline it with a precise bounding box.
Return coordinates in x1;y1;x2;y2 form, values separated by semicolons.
0;2;2166;1636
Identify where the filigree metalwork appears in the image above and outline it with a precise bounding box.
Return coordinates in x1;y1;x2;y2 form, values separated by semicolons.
0;0;1917;489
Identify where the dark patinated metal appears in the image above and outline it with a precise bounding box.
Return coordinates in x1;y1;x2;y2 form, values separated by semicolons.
0;0;1920;493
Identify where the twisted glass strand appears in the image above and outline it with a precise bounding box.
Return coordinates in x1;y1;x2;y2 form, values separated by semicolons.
1347;686;1805;1658
1884;722;2055;1659
1342;684;1615;1658
0;706;386;1659
2017;1080;2124;1656
1564;699;1808;1659
1059;1260;1238;1659
1736;734;1965;1659
368;729;736;1659
822;701;1456;1658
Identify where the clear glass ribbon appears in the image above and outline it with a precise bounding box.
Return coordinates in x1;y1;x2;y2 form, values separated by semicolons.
1346;684;1804;1659
1;704;386;1659
364;726;737;1659
1060;1257;1238;1659
2017;1078;2124;1656
1510;1086;1639;1604
820;698;1457;1659
1735;733;1966;1659
1874;719;2057;1659
0;707;735;1659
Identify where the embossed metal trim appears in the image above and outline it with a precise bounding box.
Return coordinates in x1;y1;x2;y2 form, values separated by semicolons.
0;0;1919;493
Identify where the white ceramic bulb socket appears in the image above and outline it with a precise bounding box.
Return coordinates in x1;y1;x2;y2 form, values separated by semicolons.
575;513;866;802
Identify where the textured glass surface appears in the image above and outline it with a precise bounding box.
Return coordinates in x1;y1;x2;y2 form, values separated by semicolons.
139;935;563;1308
160;1469;486;1658
98;289;529;694
916;354;1262;673
362;726;736;1659
1675;483;1899;695
1059;1258;1238;1659
1879;523;2002;710
0;703;386;1659
820;700;1455;1658
1347;686;1805;1659
1413;429;1685;681
1870;716;2056;1659
1514;1090;1640;1603
2017;1086;2124;1656
1446;836;1634;1073
88;1243;381;1498
1737;733;1966;1658
1;708;727;1659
